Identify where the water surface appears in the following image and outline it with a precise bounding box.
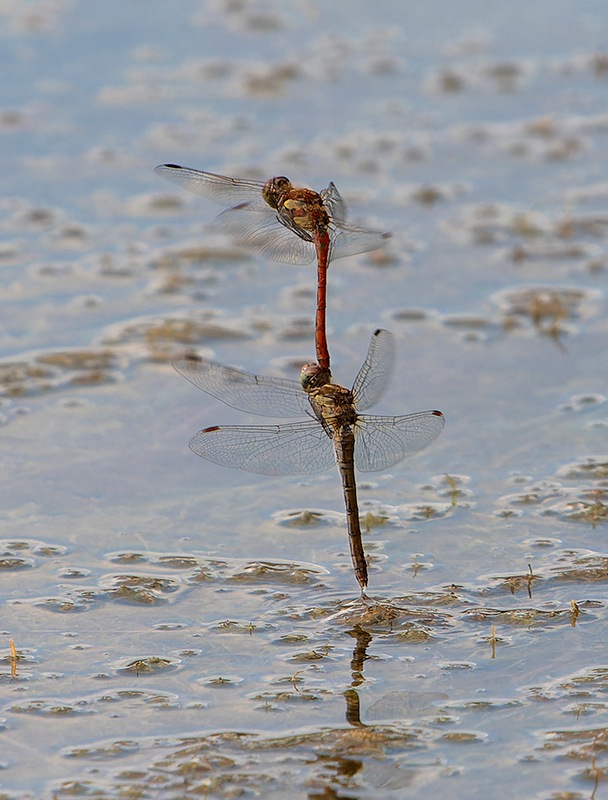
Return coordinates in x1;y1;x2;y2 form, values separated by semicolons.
2;1;608;797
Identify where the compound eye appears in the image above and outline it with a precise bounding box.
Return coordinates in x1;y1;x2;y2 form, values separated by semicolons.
299;363;331;391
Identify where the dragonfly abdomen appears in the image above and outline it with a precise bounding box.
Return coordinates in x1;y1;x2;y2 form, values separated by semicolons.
333;429;367;590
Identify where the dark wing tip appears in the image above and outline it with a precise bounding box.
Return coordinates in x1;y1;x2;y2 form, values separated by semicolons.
182;351;202;364
202;425;221;433
159;163;183;169
373;328;386;337
172;350;202;369
382;231;392;240
431;410;444;419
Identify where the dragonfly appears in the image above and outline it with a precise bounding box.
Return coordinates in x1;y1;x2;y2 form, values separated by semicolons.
155;163;391;372
172;329;445;591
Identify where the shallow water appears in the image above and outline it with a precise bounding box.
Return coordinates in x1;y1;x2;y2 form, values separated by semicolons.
2;1;608;798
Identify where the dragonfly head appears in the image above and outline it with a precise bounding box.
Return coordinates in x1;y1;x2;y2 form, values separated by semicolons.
262;176;292;209
299;363;332;393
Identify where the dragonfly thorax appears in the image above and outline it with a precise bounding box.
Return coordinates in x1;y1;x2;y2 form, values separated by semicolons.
281;188;331;232
308;383;358;430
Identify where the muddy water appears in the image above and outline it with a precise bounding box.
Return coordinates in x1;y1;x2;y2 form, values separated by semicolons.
2;1;608;797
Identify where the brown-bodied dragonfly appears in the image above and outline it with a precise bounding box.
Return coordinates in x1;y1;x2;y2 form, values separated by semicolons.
155;164;391;371
172;329;444;591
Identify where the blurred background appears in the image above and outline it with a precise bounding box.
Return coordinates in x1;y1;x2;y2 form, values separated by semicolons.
2;1;608;797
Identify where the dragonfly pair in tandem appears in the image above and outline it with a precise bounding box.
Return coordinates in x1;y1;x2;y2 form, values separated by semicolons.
156;164;445;590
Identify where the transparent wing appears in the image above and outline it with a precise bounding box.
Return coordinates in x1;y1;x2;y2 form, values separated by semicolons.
329;221;392;260
351;329;395;411
173;354;312;418
217;206;316;265
321;182;392;258
154;164;268;208
189;421;335;475
320;182;348;225
354;410;445;472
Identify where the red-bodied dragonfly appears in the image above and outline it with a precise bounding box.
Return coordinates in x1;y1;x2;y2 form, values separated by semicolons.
172;329;444;591
155;164;391;372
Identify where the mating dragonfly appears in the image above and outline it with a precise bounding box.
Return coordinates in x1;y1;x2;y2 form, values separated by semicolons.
173;329;444;590
155;164;390;371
